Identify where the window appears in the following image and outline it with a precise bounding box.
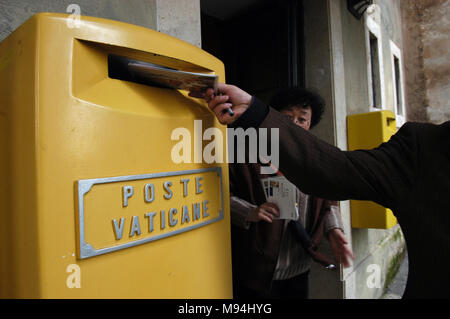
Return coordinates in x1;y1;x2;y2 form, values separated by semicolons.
390;40;406;126
365;15;386;111
369;32;382;108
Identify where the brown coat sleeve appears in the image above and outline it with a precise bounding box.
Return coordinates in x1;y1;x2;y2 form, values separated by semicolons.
233;99;418;211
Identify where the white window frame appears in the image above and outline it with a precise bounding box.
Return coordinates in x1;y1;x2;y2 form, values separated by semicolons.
365;15;386;112
389;40;407;127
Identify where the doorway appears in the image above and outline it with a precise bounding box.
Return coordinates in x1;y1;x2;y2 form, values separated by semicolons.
200;0;305;103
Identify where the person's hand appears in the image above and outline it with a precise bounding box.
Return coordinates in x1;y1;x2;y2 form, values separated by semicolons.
247;202;280;223
328;228;354;268
189;83;252;125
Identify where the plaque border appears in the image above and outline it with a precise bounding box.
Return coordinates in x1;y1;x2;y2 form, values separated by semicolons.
77;167;224;259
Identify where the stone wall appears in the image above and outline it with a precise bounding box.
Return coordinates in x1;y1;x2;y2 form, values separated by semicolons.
0;0;157;42
401;0;450;124
337;0;408;299
304;0;345;299
303;0;410;299
0;0;201;47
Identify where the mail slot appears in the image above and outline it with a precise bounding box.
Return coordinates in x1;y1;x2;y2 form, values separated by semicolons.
0;13;232;298
347;110;398;229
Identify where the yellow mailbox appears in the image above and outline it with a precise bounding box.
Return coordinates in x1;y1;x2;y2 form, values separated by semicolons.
0;13;232;298
347;110;398;229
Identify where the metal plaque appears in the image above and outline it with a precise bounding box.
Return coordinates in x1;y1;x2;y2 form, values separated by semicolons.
76;167;224;259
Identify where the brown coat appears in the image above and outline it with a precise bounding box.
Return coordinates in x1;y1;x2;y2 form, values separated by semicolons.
229;162;337;294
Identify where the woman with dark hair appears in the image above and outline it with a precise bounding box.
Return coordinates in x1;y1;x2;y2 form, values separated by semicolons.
270;87;325;129
227;87;353;299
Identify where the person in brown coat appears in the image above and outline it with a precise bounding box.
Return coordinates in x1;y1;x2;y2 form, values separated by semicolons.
189;83;450;299
229;87;353;299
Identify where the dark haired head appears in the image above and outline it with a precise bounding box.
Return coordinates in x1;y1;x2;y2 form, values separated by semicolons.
269;87;325;128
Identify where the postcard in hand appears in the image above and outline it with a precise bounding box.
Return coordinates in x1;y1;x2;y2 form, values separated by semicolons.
261;176;298;220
